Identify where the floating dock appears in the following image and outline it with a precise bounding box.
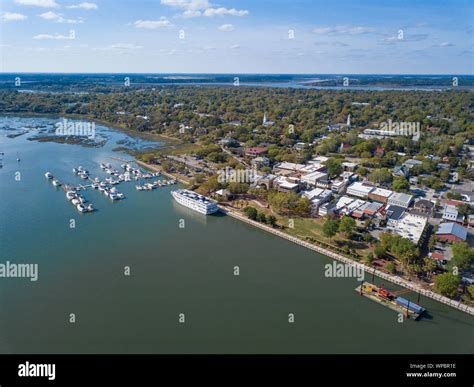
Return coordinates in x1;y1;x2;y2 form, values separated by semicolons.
355;282;425;320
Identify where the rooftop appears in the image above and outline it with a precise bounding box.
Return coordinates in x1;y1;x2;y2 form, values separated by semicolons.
436;223;468;240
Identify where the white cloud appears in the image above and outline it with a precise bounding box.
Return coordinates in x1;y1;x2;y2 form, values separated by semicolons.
39;11;84;24
203;8;248;17
229;44;240;49
161;0;248;18
313;25;375;35
1;12;28;21
94;43;144;52
439;42;454;47
218;24;234;32
33;32;75;40
67;2;98;10
133;17;173;29
15;0;58;7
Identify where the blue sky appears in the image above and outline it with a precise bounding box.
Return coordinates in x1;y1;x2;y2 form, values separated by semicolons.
0;0;473;73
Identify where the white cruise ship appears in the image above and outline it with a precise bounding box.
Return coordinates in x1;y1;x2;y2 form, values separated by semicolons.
171;189;219;215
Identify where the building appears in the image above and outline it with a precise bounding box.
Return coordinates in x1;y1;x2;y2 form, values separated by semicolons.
331;179;348;194
294;142;309;151
318;202;336;217
413;199;434;214
388;212;428;245
403;159;423;169
273;162;307;175
254;174;276;190
363;202;383;217
220;137;239;147
262;112;275;126
387;192;413;208
245;147;268;157
274;176;300;193
368;187;393;204
436;222;468;242
251;157;270;169
375;147;385;156
442;204;464;223
346;181;374;199
468;214;474;228
342;161;358;172
301;171;328;187
335;196;355;211
302;188;332;212
393;165;410;178
386;205;406;228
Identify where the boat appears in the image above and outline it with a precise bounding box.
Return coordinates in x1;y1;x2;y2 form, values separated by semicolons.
91;183;99;189
71;198;81;206
171;189;219;215
355;282;426;320
66;191;77;200
73;168;78;174
136;185;144;191
16;153;20;162
76;204;87;213
109;192;124;201
52;179;61;187
44;172;54;179
86;204;94;212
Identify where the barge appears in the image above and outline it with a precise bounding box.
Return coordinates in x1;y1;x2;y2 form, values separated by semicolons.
355;282;426;320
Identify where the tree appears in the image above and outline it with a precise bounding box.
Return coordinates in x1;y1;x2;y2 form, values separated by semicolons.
392;176;410;192
199;175;220;194
325;158;342;178
434;273;460;298
366;252;375;265
468;285;474;299
228;182;249;194
243;206;258;220
339;216;356;235
323;218;340;239
374;245;386;259
386;261;396;274
449;242;474;272
257;212;267;223
423;257;437;278
369;168;393;185
456;203;473;218
267;215;277;227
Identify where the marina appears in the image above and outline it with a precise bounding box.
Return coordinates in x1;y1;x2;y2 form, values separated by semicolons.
43;161;175;213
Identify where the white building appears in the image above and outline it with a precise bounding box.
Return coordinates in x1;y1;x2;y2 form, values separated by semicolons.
442;204;463;223
301;171;328;186
346;181;374;198
387;192;413;208
387;212;428;245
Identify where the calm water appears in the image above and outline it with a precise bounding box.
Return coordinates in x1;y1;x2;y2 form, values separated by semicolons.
0;116;473;354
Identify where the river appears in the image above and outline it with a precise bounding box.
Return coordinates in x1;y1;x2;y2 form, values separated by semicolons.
0;115;473;354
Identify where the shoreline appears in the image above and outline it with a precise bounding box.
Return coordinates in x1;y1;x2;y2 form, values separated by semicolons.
218;206;474;316
135;157;474;316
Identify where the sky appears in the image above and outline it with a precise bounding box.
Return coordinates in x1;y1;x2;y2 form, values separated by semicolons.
0;0;473;74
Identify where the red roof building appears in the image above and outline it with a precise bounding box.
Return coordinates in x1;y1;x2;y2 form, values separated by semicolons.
245;147;268;157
